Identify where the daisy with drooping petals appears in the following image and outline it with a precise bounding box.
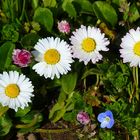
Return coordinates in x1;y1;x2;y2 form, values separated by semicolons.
0;71;34;112
32;37;73;79
120;27;140;67
70;25;110;65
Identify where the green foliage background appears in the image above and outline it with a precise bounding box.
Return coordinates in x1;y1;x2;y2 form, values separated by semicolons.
0;0;140;139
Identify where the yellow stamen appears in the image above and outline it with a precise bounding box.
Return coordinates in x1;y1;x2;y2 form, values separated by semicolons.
134;41;140;56
82;38;96;52
5;84;20;98
44;49;60;64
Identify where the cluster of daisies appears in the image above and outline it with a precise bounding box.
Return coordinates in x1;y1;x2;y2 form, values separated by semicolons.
0;21;140;112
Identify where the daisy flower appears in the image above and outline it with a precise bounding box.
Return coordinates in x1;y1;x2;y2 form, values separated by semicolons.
70;25;110;65
32;37;73;79
120;27;140;67
0;71;34;112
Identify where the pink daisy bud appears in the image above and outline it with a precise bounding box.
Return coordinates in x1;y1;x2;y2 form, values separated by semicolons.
12;49;31;67
57;20;70;34
77;111;90;125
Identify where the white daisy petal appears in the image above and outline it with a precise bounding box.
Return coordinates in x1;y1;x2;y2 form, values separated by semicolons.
32;37;73;79
120;27;140;67
0;71;34;112
70;25;110;64
32;50;43;62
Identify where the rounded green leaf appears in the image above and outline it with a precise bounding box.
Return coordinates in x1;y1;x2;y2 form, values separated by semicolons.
61;73;77;94
62;0;77;18
0;114;12;136
0;42;15;70
33;7;53;32
15;106;31;117
129;3;140;23
43;0;57;7
93;1;118;27
74;0;93;12
21;33;40;49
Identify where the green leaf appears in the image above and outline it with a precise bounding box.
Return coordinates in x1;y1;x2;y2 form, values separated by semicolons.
85;106;93;115
111;73;128;89
61;72;77;94
33;7;53;32
0;114;12;136
97;62;110;74
0;42;15;70
49;102;64;119
52;108;66;122
65;103;74;111
73;92;85;110
0;106;9;117
43;0;57;7
31;0;39;9
58;90;67;103
93;1;118;27
129;3;140;23
112;0;125;6
20;111;43;124
62;0;77;18
2;24;19;42
65;92;75;111
63;111;77;122
74;0;93;12
15;106;31;117
21;33;40;49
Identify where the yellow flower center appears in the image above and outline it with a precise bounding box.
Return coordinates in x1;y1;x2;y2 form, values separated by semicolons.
5;84;20;98
105;116;110;122
82;38;96;52
134;41;140;56
44;49;60;64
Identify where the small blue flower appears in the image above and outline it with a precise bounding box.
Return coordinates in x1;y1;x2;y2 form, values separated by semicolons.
97;110;114;129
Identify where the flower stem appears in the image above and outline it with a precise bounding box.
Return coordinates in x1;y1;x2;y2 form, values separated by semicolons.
136;67;139;99
19;0;26;21
95;74;100;87
15;114;39;128
132;67;139;100
110;131;112;140
34;128;71;133
34;125;83;134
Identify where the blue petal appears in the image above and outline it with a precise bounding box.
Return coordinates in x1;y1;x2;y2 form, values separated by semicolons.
105;110;113;119
100;120;108;128
106;119;114;128
97;113;106;122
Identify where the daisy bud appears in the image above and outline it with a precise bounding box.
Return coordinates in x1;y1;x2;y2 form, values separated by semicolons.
12;49;32;67
57;20;70;34
77;111;90;125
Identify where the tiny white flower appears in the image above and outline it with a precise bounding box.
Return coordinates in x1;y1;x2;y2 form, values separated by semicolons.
120;27;140;67
70;25;110;65
32;37;73;79
0;71;34;111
